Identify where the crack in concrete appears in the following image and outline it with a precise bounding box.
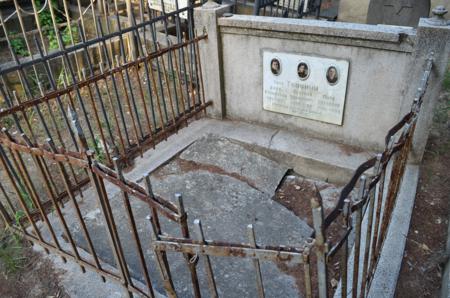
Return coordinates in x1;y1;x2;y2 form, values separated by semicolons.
157;158;265;193
268;129;280;149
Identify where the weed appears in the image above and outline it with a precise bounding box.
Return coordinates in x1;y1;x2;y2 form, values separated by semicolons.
0;116;14;130
0;228;27;276
9;32;29;57
443;64;450;92
88;137;107;164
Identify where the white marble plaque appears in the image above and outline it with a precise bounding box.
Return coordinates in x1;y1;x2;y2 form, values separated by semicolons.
263;51;349;125
148;0;188;19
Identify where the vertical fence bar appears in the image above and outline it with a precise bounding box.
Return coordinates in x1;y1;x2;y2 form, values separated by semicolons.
0;144;49;252
302;244;313;298
194;219;218;298
247;223;265;298
311;189;328;298
359;154;382;297
352;176;366;298
175;193;202;298
87;155;132;294
149;215;177;298
340;199;351;298
47;138;107;276
113;157;155;297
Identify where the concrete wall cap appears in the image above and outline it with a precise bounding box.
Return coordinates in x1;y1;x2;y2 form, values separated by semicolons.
218;15;417;43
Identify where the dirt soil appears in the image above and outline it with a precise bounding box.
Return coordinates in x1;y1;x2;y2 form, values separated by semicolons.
395;90;450;297
0;231;68;298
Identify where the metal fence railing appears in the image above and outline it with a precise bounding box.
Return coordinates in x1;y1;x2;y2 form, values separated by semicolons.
0;50;435;297
0;1;437;296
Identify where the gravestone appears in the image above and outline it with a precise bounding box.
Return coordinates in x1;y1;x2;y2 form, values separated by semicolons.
367;0;430;26
262;51;349;126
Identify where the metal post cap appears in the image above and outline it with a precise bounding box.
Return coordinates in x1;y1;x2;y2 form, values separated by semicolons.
425;5;450;26
432;5;448;17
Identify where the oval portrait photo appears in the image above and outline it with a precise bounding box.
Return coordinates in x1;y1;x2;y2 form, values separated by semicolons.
297;62;309;80
326;66;339;85
270;58;281;76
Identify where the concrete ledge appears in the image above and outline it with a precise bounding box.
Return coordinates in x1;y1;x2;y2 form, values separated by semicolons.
218;15;416;52
129;118;374;184
368;164;419;297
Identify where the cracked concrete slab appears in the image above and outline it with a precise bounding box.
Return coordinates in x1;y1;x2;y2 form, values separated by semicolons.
33;123;370;298
62;135;312;297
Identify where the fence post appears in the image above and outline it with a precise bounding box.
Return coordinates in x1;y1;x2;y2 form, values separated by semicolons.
310;187;328;298
148;214;178;298
194;3;232;119
175;193;202;298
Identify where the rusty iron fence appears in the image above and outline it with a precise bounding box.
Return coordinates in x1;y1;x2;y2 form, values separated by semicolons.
0;50;435;297
0;1;437;295
0;0;208;166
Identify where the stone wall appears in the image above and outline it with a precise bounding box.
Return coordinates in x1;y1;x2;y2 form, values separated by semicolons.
195;5;450;161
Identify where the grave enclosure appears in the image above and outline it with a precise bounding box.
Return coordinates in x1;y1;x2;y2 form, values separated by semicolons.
0;0;449;297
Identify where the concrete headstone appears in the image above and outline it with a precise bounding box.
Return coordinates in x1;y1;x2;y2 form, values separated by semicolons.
367;0;430;26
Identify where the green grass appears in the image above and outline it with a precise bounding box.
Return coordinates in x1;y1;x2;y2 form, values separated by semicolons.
443;64;450;92
0;229;27;276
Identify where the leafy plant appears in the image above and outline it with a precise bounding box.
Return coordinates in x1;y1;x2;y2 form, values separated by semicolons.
0;228;27;276
14;211;25;227
88;136;107;164
9;32;29;57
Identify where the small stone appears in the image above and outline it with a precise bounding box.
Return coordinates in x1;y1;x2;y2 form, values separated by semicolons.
331;278;338;288
294;185;301;190
414;230;419;234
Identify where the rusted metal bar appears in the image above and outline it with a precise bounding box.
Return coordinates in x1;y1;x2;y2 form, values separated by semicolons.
352;176;366;298
156;3;181;117
81;68;113;164
114;54;143;153
0;7;203;76
0;180;17;216
55;31;98;152
78;28;117;156
5;131;66;263
96;20;132;148
157;43;177;126
247;223;265;298
194;219;218;298
7;223;149;297
310;188;328;298
0;35;208;120
0;144;48;250
0;136;89;168
170;41;189;126
129;16;159;135
0;196;12;227
153;240;304;263
359;154;382;297
340;199;351;298
147;19;169;123
193;31;206;111
47;138;106;276
98;62;127;156
92;164;179;221
175;193;202;298
302;244;313;298
115;15;145;140
113;157;155;297
149;214;177;298
88;156;134;296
